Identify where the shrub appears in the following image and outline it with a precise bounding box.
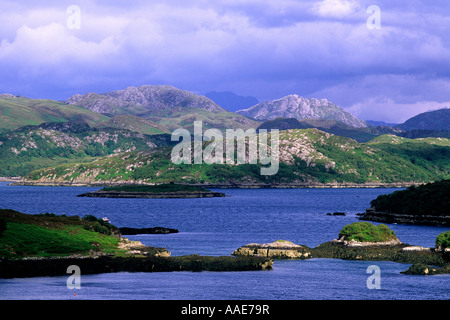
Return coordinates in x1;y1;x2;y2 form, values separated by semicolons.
436;231;450;249
338;222;397;242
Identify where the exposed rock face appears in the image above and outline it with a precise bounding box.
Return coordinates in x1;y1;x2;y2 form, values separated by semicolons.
66;85;224;115
237;94;367;128
232;240;311;259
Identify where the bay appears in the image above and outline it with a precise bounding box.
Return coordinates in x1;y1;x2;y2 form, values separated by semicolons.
0;182;448;300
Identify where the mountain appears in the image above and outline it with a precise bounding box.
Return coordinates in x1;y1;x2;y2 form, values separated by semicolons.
204;91;259;112
365;120;398;127
236;94;367;128
0;94;109;132
396;108;450;131
0;121;173;177
66;85;260;131
67;85;224;115
21;128;450;186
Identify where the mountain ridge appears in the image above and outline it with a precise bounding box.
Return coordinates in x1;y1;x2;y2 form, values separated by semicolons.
236;94;367;128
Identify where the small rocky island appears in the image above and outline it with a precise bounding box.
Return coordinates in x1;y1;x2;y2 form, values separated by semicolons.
358;179;450;226
77;183;226;199
233;222;450;275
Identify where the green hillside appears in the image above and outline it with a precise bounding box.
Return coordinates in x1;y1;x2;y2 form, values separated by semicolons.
95;114;171;135
0;95;109;132
0;209;122;259
0;122;173;177
23;129;450;185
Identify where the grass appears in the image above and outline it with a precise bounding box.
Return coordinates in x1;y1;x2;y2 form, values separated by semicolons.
338;222;398;243
0;209;122;259
0;96;109;131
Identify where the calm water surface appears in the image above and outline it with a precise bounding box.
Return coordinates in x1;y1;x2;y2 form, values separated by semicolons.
0;182;448;300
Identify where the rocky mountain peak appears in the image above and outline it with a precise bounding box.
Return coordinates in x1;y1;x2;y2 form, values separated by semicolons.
237;94;367;128
66;85;224;116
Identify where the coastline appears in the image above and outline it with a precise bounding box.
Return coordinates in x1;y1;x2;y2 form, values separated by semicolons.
10;180;416;188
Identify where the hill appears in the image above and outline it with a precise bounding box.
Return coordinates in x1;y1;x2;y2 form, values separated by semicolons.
0;121;173;177
20;128;450;186
236;94;367;128
257;118;378;142
0;94;109;132
396;108;450;131
359;180;450;226
67;85;260;132
94;114;170;135
0;209;122;259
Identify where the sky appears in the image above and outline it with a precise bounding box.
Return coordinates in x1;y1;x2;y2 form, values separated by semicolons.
1;0;450;123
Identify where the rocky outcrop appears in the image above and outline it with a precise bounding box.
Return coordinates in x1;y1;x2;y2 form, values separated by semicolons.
119;226;179;235
66;85;224;115
359;208;450;226
331;237;403;247
232;240;311;259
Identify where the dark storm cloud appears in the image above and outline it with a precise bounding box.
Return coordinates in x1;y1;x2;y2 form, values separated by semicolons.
0;0;449;121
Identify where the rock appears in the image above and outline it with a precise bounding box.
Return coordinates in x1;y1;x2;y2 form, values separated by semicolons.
232;240;311;259
331;237;403;247
402;246;430;252
401;263;439;275
119;227;179;235
359;208;450;226
327;212;346;216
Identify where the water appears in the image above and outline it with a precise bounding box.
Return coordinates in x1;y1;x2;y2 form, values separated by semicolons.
0;182;448;300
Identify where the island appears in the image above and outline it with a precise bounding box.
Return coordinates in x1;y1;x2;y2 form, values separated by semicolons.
77;183;226;199
233;222;450;275
358;179;450;226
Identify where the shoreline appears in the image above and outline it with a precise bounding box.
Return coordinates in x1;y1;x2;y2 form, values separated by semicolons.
9;180;416;188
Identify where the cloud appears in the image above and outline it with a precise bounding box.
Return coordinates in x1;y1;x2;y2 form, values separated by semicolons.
311;0;360;18
347;98;450;123
0;0;449;123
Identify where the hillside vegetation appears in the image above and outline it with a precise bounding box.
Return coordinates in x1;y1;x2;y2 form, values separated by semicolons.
0;121;173;177
0;95;109;132
0;209;122;259
370;179;450;216
23;129;450;186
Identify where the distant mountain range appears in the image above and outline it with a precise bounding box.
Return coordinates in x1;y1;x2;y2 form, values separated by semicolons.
204;91;259;112
65;85;259;131
1;85;449;183
236;94;367;128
